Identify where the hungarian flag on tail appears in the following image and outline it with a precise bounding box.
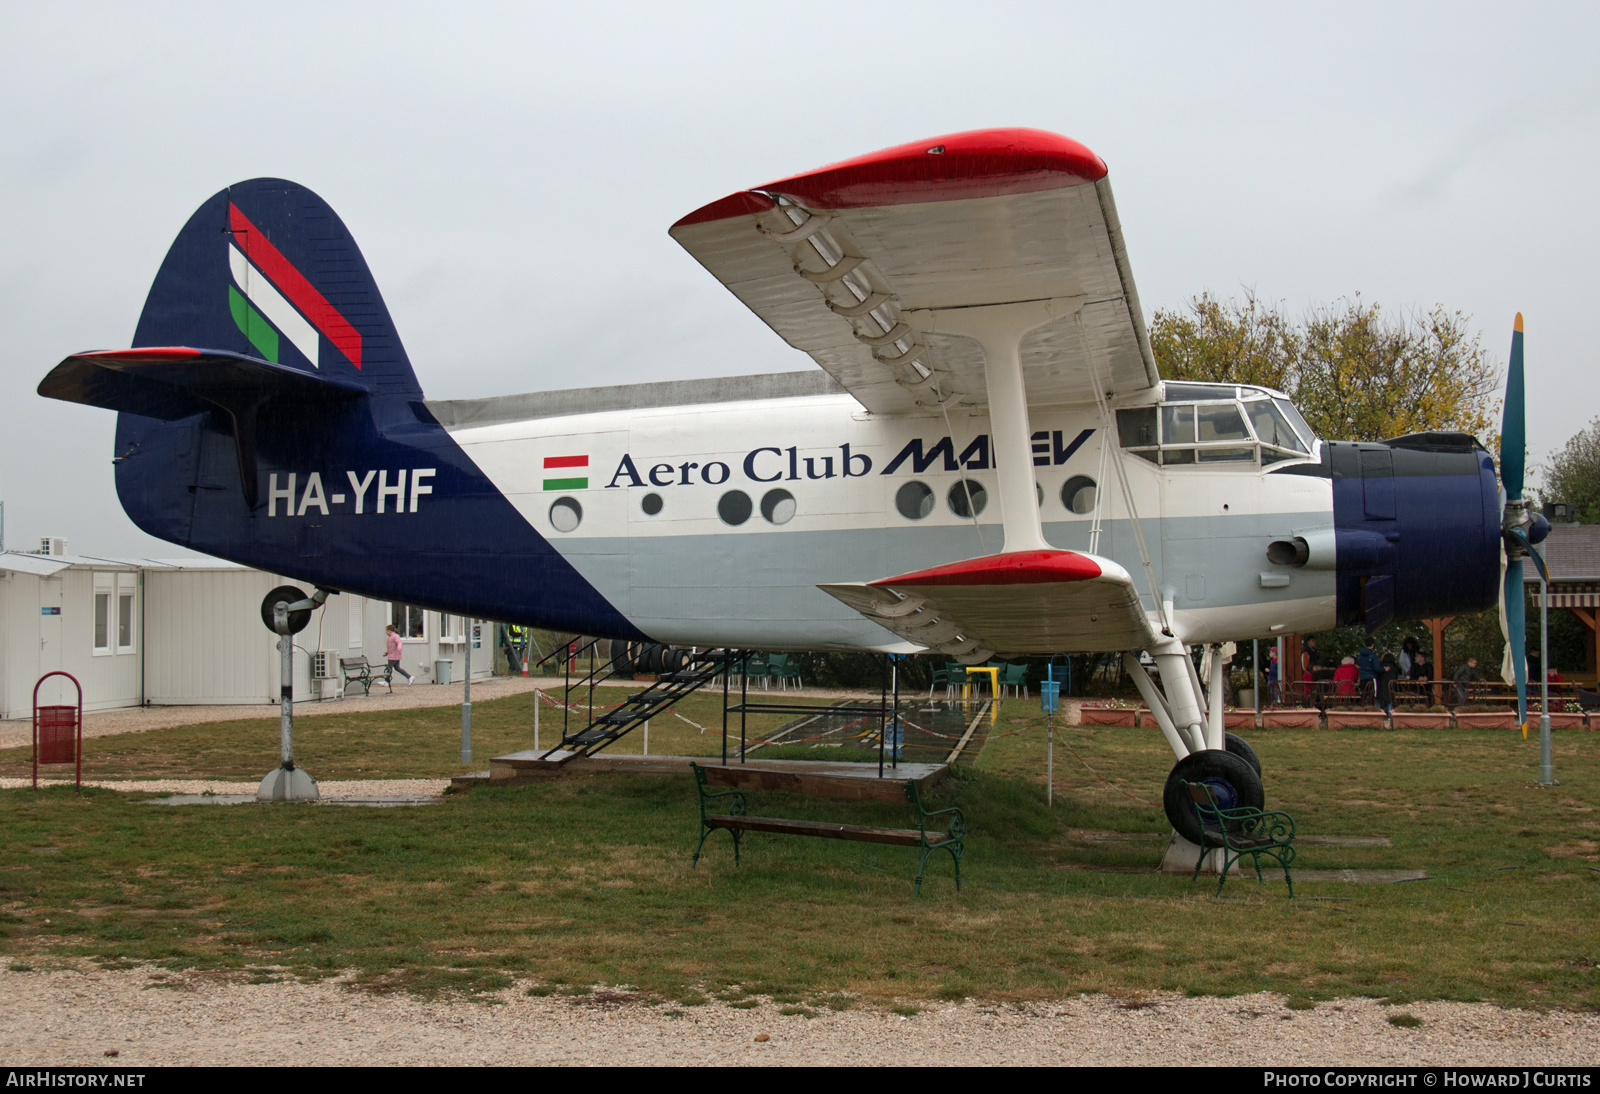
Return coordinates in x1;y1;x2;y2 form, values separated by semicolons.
226;203;363;370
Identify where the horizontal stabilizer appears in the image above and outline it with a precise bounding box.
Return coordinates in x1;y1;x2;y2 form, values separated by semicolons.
39;347;366;506
820;549;1157;660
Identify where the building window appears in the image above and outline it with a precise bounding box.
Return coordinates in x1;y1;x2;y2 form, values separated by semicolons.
390;603;426;640
440;614;465;642
93;573;112;655
116;573;136;653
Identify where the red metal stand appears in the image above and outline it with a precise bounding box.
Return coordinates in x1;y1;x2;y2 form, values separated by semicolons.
32;672;83;792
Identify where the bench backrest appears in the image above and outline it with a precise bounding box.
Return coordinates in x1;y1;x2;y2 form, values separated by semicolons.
695;761;913;804
340;658;368;669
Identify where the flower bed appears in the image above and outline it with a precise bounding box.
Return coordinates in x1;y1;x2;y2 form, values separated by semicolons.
1079;705;1138;727
1262;709;1321;728
1390;711;1453;729
1223;710;1258;729
1455;712;1519;730
1326;709;1387;729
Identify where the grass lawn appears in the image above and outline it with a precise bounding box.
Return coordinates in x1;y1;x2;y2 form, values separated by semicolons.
1;693;1596;1009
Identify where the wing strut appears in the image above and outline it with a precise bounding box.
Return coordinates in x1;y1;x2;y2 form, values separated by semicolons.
907;298;1086;554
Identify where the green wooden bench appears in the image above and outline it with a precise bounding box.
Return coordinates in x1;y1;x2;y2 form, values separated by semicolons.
690;762;964;895
340;656;393;696
1181;779;1296;897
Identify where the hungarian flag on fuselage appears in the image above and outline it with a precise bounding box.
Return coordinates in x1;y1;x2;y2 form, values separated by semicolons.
226;203;364;370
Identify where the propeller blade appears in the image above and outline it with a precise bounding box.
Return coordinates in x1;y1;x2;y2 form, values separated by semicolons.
1500;313;1526;500
1506;529;1551;584
1502;557;1527;723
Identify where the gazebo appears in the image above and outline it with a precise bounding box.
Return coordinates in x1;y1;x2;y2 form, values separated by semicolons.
1520;523;1599;682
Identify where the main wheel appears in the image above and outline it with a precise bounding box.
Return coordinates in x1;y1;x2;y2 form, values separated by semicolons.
259;585;312;635
1224;731;1261;777
1162;749;1265;846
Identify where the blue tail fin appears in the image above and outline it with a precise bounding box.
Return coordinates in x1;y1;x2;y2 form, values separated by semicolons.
132;178;421;396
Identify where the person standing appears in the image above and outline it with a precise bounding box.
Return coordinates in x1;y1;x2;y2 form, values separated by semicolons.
1357;638;1381;702
385;624;414;686
1399;636;1420;677
1377;652;1401;715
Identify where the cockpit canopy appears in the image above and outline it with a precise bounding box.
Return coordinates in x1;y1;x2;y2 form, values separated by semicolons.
1117;381;1318;468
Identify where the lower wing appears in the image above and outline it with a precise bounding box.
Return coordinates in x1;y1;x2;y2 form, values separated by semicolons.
820;549;1158;662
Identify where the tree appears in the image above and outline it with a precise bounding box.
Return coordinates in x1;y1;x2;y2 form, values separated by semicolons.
1150;292;1501;446
1541;416;1600;524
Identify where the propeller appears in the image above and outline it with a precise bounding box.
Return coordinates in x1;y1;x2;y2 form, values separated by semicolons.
1497;314;1551;726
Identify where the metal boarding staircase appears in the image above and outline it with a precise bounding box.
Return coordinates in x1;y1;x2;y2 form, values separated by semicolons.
532;639;737;762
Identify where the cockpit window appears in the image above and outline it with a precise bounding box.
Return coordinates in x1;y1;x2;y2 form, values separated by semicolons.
1245;399;1308;453
1120;394;1317;470
1197;404;1249;443
1274;398;1317;448
1117;407;1157;455
1164;382;1236;401
1161;404;1195;444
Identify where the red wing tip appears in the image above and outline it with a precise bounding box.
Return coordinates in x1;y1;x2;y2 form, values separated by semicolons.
673;128;1106;228
77;347;203;361
870;549;1102;589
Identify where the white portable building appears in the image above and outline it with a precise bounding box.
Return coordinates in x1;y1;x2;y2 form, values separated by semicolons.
0;551;491;720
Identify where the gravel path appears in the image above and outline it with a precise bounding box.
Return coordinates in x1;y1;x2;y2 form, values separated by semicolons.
1;963;1593;1066
0;677;919;751
0;777;448;798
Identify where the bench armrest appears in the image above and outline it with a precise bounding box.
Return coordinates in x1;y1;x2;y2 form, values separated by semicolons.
905;782;965;839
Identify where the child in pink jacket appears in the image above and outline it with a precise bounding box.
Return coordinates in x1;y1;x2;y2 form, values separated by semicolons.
385;624;414;685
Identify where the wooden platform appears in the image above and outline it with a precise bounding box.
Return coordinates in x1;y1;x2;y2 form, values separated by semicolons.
452;750;947;795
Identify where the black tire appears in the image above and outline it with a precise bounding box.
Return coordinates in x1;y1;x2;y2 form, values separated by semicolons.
259;585;312;635
1162;749;1265;846
1224;732;1261;777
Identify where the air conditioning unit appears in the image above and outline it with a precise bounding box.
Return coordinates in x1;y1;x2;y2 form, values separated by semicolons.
311;650;338;679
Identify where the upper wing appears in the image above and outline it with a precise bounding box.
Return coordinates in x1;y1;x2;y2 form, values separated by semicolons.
820;549;1159;662
670;128;1159;416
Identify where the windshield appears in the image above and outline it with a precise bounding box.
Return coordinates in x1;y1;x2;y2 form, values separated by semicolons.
1245;399;1308;453
1119;395;1317;469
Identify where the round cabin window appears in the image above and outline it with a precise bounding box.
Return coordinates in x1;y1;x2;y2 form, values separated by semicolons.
760;489;796;525
895;481;935;520
947;480;987;519
1061;475;1098;515
549;497;582;533
641;492;663;516
717;490;753;526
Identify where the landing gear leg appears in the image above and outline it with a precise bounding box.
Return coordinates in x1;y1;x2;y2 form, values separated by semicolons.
1125;640;1273;874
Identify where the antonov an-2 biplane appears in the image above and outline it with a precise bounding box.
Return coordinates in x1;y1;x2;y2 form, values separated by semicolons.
39;128;1540;839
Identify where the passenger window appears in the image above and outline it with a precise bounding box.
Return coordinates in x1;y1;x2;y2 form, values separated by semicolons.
1061;475;1097;514
948;480;988;519
895;481;935;520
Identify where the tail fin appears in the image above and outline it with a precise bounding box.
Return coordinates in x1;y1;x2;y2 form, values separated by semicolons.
131;178;421;396
40;179;421;507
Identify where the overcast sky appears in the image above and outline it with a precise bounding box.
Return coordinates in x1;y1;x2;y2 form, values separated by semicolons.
2;2;1594;558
